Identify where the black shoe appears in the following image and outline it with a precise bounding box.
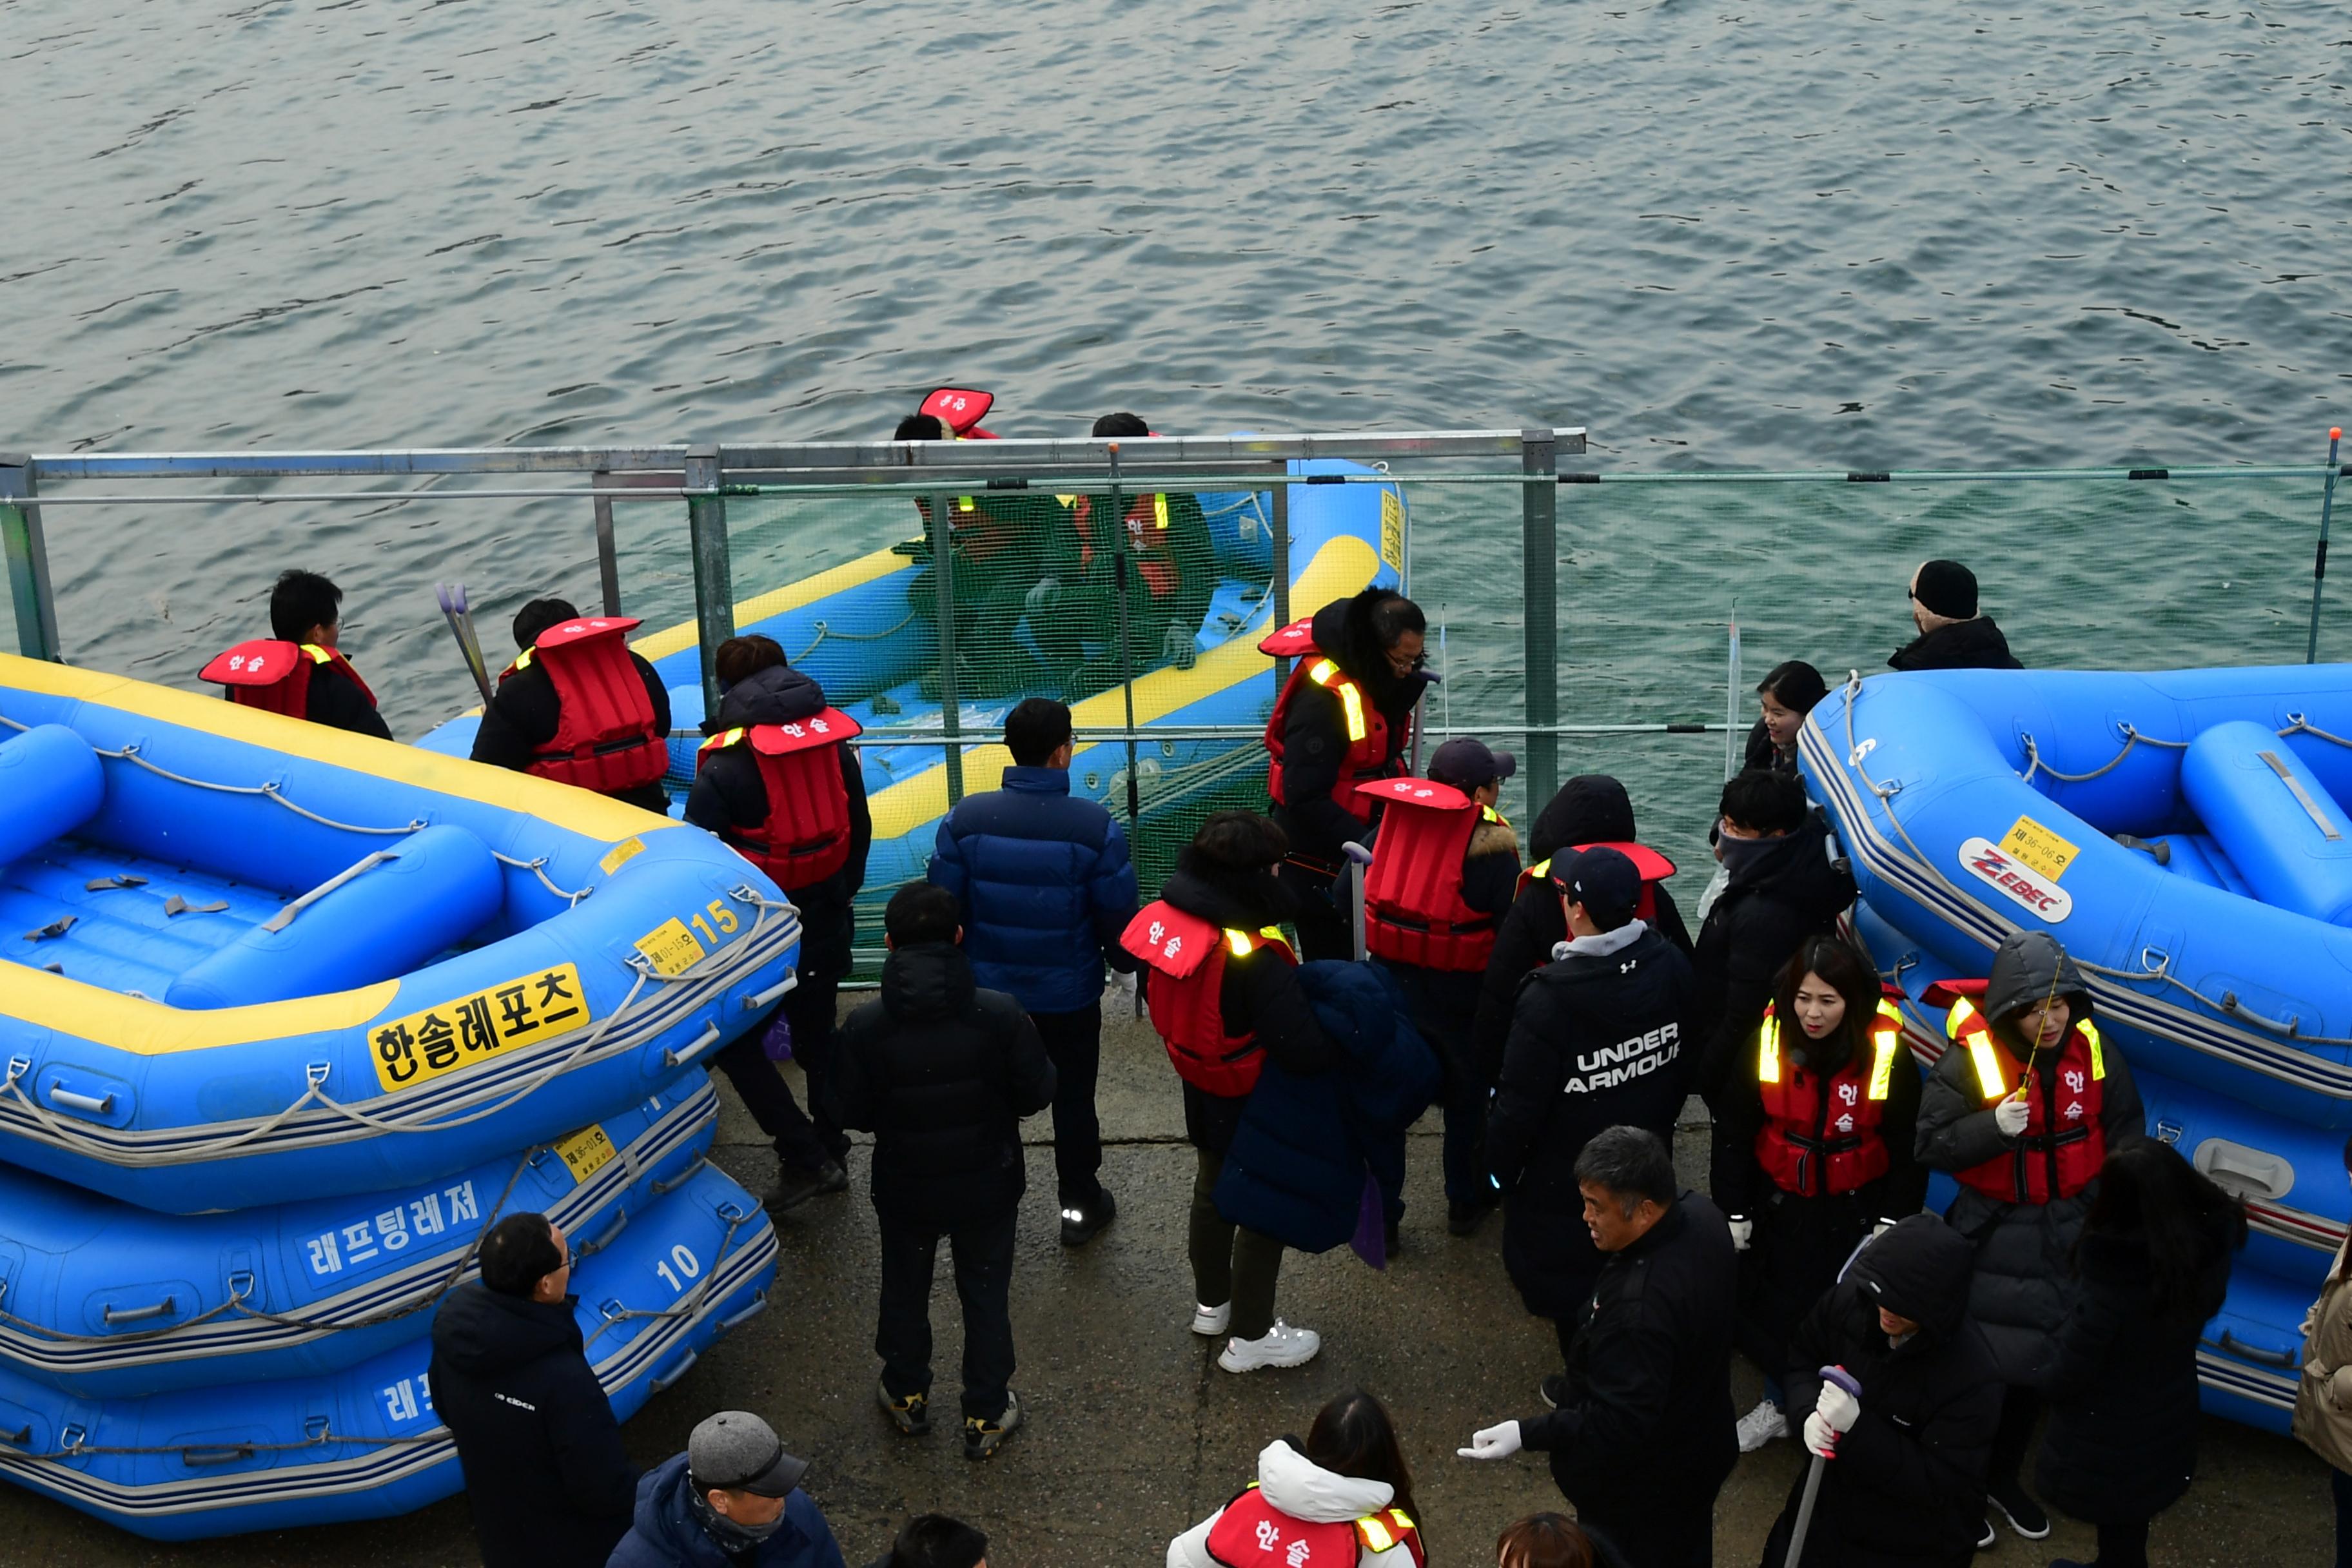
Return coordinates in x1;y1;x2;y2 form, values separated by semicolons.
1060;1187;1117;1247
1384;1221;1402;1257
1538;1373;1568;1409
763;1159;847;1213
963;1389;1022;1460
812;1158;848;1195
1975;1519;1995;1552
1986;1480;2050;1540
877;1379;930;1436
1447;1200;1490;1237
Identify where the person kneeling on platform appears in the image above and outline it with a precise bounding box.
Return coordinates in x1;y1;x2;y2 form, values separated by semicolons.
609;1410;846;1568
685;634;872;1213
832;883;1056;1461
470;596;671;812
202;568;393;739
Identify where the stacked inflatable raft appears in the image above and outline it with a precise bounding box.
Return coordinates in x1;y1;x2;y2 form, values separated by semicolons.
0;658;790;1538
1805;663;2352;1434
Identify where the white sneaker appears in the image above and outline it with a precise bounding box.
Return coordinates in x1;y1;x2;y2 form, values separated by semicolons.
1735;1397;1789;1452
1191;1301;1231;1337
1219;1320;1322;1373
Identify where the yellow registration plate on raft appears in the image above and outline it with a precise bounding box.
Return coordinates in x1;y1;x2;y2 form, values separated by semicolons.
370;964;592;1093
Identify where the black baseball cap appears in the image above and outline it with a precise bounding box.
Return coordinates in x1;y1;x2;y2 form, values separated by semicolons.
1558;845;1642;926
688;1411;808;1497
1428;737;1516;790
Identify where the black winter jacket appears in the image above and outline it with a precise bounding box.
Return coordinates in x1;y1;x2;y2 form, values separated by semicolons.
1887;616;2023;672
1690;815;1855;1106
1914;1023;2146;1387
2035;1217;2240;1524
426;1280;637;1568
1487;922;1695;1318
1473;775;1693;1085
683;665;872;975
1742;716;1799;775
470;649;672;812
1149;861;1339;1155
1522;1195;1738;1518
1269;591;1426;865
283;658;394;740
1765;1215;2003;1568
830;942;1055;1226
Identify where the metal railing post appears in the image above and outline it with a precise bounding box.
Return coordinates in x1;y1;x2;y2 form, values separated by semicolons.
591;471;622;616
683;446;731;716
0;456;62;662
1725;607;1743;781
1110;449;1140;848
929;491;963;805
2311;427;2343;664
1520;430;1559;808
1269;474;1293;691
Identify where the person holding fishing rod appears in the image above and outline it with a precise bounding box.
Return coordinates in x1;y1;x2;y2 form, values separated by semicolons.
1914;930;2146;1549
466;596;672;814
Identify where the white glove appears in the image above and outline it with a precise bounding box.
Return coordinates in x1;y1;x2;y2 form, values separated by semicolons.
1023;577;1063;616
1816;1380;1861;1433
1457;1420;1522;1460
1994;1092;2031;1137
1872;1217;1897;1240
1728;1217;1753;1252
1803;1410;1839;1459
1162;620;1198;669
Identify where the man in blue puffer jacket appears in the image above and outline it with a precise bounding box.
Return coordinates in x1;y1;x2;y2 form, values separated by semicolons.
1214;961;1442;1260
928;697;1138;1246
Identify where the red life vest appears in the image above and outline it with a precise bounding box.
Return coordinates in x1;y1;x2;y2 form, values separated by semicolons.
1068;489;1186;602
1511;841;1678;955
1204;1484;1426;1568
919;386;997;438
1121;901;1293;1097
498;616;667;796
1353;777;1505;972
201;640;375;722
1260;618;1395;828
1754;1000;1907;1197
695;709;863;892
1943;994;2109;1205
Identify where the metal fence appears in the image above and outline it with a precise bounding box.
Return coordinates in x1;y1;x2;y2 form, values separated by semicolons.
5;431;2346;975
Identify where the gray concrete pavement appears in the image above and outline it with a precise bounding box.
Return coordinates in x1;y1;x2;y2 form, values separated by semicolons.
0;1000;2329;1564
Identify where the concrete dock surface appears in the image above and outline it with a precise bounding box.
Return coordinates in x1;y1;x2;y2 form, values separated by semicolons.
0;1001;2328;1565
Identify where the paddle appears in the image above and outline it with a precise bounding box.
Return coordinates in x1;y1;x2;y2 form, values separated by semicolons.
435;582;496;707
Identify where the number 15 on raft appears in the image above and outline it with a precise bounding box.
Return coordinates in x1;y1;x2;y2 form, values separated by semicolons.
633;901;741;979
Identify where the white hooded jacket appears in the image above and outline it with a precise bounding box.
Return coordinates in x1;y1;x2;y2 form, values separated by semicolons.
1167;1439;1406;1568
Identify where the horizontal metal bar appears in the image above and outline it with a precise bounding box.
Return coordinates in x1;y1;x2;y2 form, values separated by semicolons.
17;487;685;506
851;721;1728;747
1585;465;2339;485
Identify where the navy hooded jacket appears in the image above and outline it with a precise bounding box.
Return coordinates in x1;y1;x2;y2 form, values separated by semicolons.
605;1453;845;1568
1213;961;1440;1253
926;765;1138;1013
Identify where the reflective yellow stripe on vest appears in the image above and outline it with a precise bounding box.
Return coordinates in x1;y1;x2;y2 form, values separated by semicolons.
699;726;747;754
1944;994;1977;1039
1758;1011;1783;1084
1357;1509;1414;1552
1224;925;1286;958
1868;1014;1903;1102
299;643;335;665
2082;1019;2106;1080
1153;493;1170;530
1968;1037;2010;1102
1308;658;1368;743
1480;804;1508;825
1527;856;1551;879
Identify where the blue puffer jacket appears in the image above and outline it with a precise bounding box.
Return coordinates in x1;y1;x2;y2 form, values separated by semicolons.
1214;962;1440;1253
927;766;1139;1013
605;1454;846;1568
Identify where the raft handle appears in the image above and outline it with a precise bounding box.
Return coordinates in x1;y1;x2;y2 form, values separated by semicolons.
0;1425;27;1448
2204;1329;2297;1369
583;1209;629;1253
650;1156;710;1197
180;1444;257;1467
2219;991;2302;1038
46;1084;115;1118
101;1295;177;1326
661;1023;722;1069
743;973;799;1012
649;1348;698;1395
718;1291;770;1332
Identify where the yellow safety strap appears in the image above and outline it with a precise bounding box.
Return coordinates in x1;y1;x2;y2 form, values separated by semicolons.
299;643;335;665
1480;804;1509;825
1358;1515;1396;1551
1868;1024;1901;1101
956;496;975;513
699;727;747;753
1944;994;1977;1039
1308;659;1368;742
1526;856;1551;879
2082;1019;2106;1081
1757;1010;1782;1084
1153;493;1170;529
1224;928;1254;957
1968;1038;2010;1103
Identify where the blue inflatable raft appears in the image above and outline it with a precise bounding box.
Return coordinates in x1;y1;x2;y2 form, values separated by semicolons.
0;659;798;1214
0;1158;776;1541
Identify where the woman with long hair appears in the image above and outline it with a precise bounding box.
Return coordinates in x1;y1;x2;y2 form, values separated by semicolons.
2035;1139;2243;1568
1741;660;1829;774
1166;1389;1425;1566
1712;934;1926;1451
1496;1511;1620;1568
2297;1132;2352;1568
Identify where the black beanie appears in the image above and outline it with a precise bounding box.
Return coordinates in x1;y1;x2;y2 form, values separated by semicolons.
1914;559;1978;619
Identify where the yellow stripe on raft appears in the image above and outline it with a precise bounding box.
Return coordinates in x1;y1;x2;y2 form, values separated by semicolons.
0;968;399;1054
0;655;674;844
866;533;1381;843
631;544;914;664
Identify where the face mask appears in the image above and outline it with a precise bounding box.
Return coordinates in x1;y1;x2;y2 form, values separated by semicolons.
691;1484;787;1550
1715;832;1780;881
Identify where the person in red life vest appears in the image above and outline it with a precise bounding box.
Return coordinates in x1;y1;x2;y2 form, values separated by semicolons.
1708;934;1926;1456
1050;411;1217;696
1357;736;1520;1242
467;598;672;813
1168;1388;1426;1567
201;569;392;739
683;635;872;1215
1471;774;1692;1094
1914;929;2145;1547
1123;810;1338;1373
1262;587;1430;961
